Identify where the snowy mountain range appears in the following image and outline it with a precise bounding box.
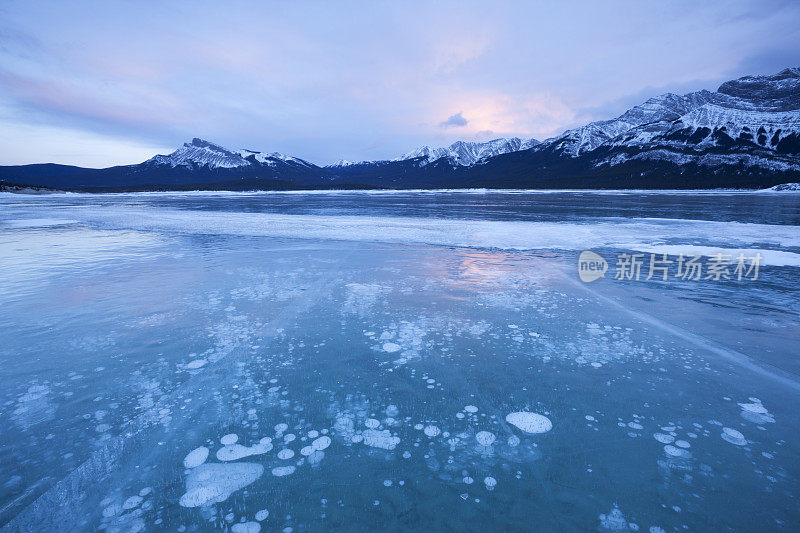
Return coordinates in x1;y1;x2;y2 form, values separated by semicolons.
2;67;799;190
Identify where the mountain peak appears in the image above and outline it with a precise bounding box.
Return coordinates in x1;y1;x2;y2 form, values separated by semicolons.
147;138;249;169
716;67;800;108
187;138;227;150
395;137;540;167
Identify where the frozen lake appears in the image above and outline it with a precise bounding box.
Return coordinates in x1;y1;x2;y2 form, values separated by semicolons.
1;190;799;531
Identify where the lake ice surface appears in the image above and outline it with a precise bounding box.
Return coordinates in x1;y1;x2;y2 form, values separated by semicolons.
0;190;799;531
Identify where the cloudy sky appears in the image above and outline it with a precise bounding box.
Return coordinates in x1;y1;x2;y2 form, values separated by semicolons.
1;0;798;167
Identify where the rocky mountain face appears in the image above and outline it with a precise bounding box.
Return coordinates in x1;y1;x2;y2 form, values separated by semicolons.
2;68;798;191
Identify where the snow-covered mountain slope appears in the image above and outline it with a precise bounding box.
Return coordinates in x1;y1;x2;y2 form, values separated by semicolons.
395;137;540;167
547;91;718;156
544;67;800;171
764;182;800;191
145;138;251;169
237;149;315;168
145;138;316;172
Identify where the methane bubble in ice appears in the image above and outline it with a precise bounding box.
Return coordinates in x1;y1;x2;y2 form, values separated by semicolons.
382;343;401;353
464;405;478;413
255;509;269;521
664;445;691;459
217;439;273;461
231;523;261;533
277;449;295;460
272;466;296;477
505;412;552;434
220;434;239;445
179;463;264;508
423;425;441;437
598;507;628;530
363;429;400;450
653;433;674;444
308;450;325;465
312;435;331;451
721;427;747;446
483;476;497;490
738;399;775;424
475;431;496;446
183;446;209;469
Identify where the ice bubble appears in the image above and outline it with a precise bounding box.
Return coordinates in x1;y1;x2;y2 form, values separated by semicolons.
423;425;440;437
585;415;596;421
382;343;402;353
308;450;325;465
221;434;239;445
255;509;269;521
365;418;380;429
456;413;465;419
464;405;478;413
675;440;690;449
386;405;400;417
653;433;674;444
402;451;411;459
483;476;497;490
721;427;747;446
217;440;273;462
102;504;121;518
507;435;521;447
739;401;768;414
738;400;775;424
383;479;392;487
179;463;264;508
186;359;207;370
308;430;319;438
664;445;691;458
231;523;261;533
183;446;209;468
463;476;474;484
271;466;296;477
475;431;496;446
505;412;552;434
277;449;295;460
274;423;288;434
599;506;627;530
122;496;143;510
363;429;400;450
312;436;331;451
284;434;296;443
